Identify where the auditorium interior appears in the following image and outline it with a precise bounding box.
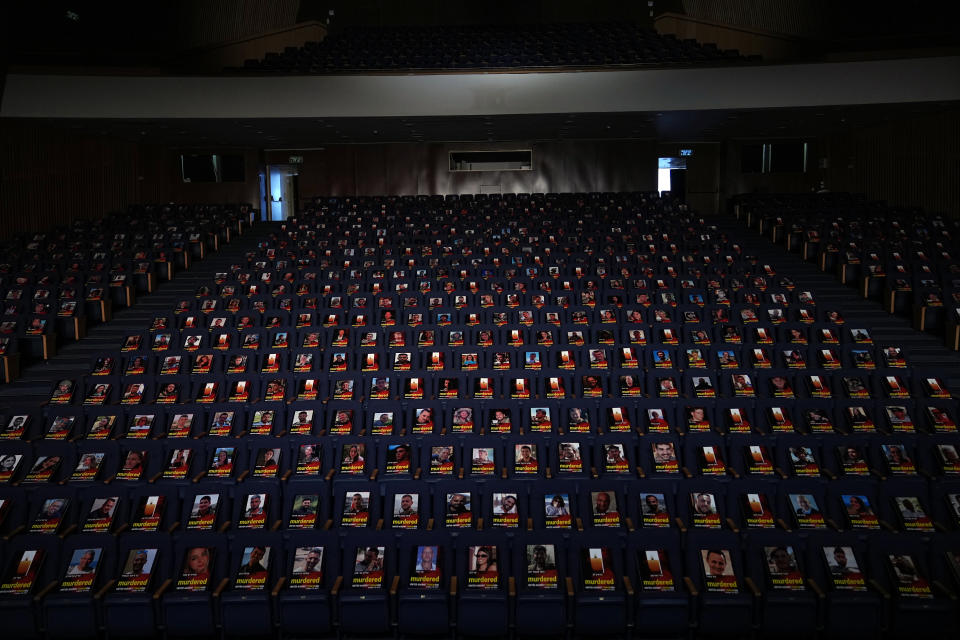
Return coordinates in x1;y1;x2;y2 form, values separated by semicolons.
1;1;960;638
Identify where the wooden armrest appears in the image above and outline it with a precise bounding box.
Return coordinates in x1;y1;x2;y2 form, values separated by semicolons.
192;471;207;483
218;521;231;533
281;469;292;481
449;575;458;597
270;519;282;531
774;467;788;480
878;519;897;533
589;466;598;479
822;469;837;480
58;523;78;539
331;575;342;597
868;578;890;599
476;517;484;531
932;579;957;600
271;576;287;597
414;467;422;480
34;580;59;602
744;576;761;597
153;578;173;600
526;517;534;531
322;519;333;530
236;469;250;482
683;576;699;597
4;524;26;541
112;522;130;536
94;579;117;600
681;466;693;479
369;468;379;480
565;577;575;597
148;471;163;483
212;577;230;597
806;578;825;598
575;517;584;531
375;518;384;530
674;517;687;533
545;467;553;479
625;517;635;532
623;575;634;597
166;520;181;534
389;575;399;596
727;467;741;479
324;469;335;481
776;518;791;532
635;466;646;478
501;467;507;479
825;517;841;531
426;517;434;531
725;517;740;534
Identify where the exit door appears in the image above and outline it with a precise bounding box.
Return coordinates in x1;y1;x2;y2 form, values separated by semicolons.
267;164;299;221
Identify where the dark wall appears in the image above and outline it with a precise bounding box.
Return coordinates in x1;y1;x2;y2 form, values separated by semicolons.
0;122;261;240
267;139;659;200
721;109;960;217
821;109;959;216
0;122;142;239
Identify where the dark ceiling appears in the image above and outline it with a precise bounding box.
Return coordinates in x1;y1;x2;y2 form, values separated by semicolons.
34;101;958;149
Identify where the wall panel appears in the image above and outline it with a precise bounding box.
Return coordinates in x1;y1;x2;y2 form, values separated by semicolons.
270;140;659;200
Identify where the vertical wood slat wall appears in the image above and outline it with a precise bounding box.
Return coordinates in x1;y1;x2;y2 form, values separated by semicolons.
178;0;301;49
681;0;830;39
0;124;141;240
826;110;960;217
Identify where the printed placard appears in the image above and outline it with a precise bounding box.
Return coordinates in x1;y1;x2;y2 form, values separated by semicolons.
288;546;324;590
114;548;159;593
445;492;472;528
823;546;866;591
470;447;496;475
352;546;385;589
639;493;670;528
130;495;165;532
590;491;620;527
466;546;499;589
842;494;879;529
525;544;559;589
391;493;420;529
288;494;320;529
490;493;519;528
186;494;219;530
763;546;804;591
557;442;583;473
234;546;271;590
341;491;370;527
0;549;45;594
690;493;721;529
339;444;366;474
581;547;616;591
743;445;773;475
638;549;675;591
82;496;119;533
71;453;105;482
739;492;775;528
59;547;103;593
701;549;738;593
514;444;539;475
175;547;214;591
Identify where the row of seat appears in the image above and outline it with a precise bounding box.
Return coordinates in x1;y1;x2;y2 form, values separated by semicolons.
0;204;253;377
239;22;753;73
3;526;957;638
2;190;958;639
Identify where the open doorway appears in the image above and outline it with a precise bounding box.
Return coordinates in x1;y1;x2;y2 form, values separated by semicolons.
265;164;300;221
657;157;687;199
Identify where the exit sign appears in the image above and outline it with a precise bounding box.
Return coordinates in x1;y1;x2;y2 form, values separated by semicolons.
289;155;304;164
680;149;692;156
